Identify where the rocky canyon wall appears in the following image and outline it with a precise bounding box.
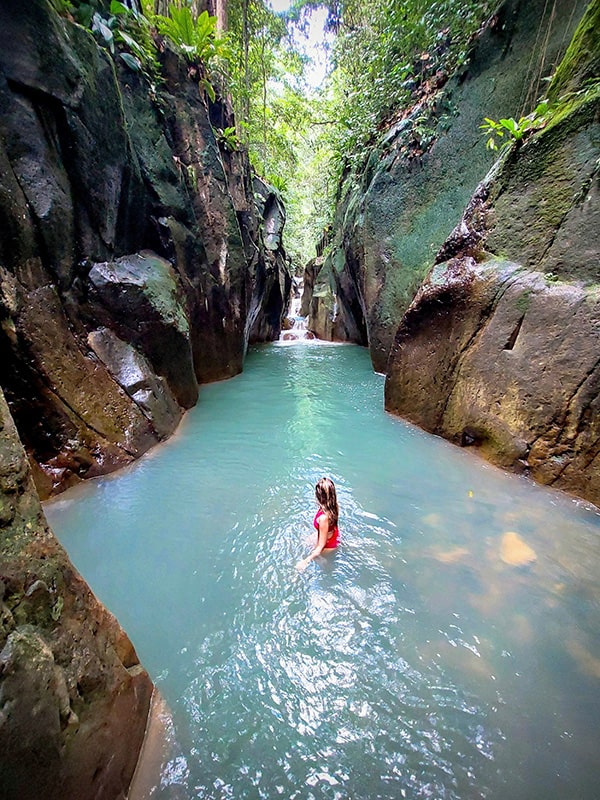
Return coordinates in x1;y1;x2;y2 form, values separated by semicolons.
0;387;153;799
385;0;600;506
305;0;588;371
0;0;290;500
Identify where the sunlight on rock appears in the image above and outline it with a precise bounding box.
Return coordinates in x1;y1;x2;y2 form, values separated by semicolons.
500;532;537;567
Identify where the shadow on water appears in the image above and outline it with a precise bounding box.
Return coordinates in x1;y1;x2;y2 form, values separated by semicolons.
45;343;600;800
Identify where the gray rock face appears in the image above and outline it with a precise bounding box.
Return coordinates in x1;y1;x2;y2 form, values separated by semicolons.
87;327;181;439
385;20;600;506
314;0;587;371
301;252;367;343
0;390;153;800
245;177;292;344
87;252;198;409
0;0;289;497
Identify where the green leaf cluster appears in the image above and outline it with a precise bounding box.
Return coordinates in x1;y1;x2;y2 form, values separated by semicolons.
215;126;240;152
51;0;161;80
155;6;229;66
480;100;551;151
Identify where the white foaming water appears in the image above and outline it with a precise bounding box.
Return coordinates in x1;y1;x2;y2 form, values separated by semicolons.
279;288;313;342
46;343;600;799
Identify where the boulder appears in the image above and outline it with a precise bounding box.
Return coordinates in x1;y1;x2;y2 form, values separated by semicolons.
87;252;198;409
87;327;182;440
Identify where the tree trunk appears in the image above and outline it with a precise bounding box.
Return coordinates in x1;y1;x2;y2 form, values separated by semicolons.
207;0;228;30
242;0;250;133
154;0;169;15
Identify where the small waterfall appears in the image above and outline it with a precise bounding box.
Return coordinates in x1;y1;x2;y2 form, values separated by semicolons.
279;280;314;342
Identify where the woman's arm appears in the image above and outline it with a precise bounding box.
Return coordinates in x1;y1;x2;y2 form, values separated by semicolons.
296;515;329;572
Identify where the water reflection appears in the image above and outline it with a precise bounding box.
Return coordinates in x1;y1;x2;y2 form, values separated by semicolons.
45;343;600;799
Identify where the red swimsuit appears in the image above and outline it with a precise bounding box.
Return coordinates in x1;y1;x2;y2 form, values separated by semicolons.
314;509;340;548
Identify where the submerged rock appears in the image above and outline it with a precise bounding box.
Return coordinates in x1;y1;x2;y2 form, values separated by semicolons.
500;532;537;567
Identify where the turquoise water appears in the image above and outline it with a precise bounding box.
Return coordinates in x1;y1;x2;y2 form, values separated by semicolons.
45;343;600;799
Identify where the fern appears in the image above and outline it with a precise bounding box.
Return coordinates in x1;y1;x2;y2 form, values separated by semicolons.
157;6;196;53
156;6;227;65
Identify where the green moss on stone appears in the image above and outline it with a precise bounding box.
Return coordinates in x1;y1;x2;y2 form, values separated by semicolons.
549;0;600;101
515;289;533;314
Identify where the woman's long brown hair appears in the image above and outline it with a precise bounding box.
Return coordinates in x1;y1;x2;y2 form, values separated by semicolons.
315;477;339;528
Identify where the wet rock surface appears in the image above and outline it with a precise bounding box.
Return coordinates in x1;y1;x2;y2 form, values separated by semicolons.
245;177;292;344
309;0;587;371
0;0;290;498
0;390;153;800
385;6;600;505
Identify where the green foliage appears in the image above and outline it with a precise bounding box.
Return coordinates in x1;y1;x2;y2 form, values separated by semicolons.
58;0;160;80
153;4;229;101
319;0;496;176
544;272;561;284
50;0;74;15
265;173;288;196
155;6;228;65
72;2;96;27
480;100;551;150
220;1;496;263
216;126;241;152
91;10;116;52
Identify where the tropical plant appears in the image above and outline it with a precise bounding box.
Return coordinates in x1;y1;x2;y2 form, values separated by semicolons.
265;173;288;196
480;100;551;150
215;126;240;152
155;6;228;65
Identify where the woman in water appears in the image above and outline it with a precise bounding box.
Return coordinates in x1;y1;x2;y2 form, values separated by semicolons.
296;477;340;572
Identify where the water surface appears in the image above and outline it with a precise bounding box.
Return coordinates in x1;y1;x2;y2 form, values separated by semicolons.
46;343;600;799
